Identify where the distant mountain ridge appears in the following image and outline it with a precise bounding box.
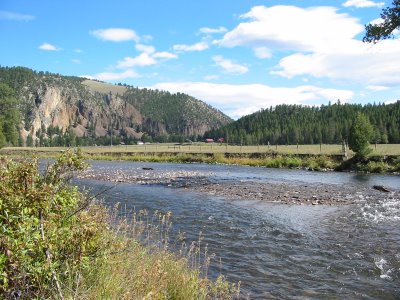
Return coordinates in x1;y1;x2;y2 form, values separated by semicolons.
0;66;232;145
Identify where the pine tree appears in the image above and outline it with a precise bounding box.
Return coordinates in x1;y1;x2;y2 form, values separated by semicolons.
348;112;374;157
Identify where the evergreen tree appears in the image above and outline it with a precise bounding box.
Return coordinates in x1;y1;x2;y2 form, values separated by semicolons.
205;102;400;145
348;112;374;157
0;83;20;147
364;0;400;42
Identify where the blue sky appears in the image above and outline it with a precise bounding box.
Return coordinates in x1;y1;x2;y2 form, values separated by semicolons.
1;0;399;119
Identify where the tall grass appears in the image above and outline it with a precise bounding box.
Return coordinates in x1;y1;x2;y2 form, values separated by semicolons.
69;207;241;299
0;152;241;299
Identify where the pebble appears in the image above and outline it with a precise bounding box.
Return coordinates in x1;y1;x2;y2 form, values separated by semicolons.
77;166;399;206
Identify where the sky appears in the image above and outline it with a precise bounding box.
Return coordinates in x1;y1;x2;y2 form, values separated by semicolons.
1;0;400;119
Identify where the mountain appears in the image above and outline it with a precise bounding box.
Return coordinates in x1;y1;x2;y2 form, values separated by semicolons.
0;66;232;146
205;102;400;145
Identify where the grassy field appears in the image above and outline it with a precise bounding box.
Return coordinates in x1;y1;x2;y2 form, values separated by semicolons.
2;143;400;156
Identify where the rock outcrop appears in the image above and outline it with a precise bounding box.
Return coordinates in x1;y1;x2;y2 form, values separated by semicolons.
0;66;232;143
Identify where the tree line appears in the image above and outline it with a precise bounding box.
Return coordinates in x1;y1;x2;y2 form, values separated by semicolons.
205;101;400;145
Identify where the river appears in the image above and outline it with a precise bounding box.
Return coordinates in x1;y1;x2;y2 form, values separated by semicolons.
75;160;400;299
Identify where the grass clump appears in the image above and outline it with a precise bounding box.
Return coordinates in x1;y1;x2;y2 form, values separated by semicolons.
0;150;240;299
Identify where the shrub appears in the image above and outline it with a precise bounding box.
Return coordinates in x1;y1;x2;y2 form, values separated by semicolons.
0;150;113;298
0;151;240;299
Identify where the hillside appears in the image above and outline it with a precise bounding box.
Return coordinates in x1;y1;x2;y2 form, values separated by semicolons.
205;102;400;145
0;66;232;146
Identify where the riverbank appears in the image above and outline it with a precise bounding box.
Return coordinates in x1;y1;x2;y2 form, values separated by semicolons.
77;161;400;206
0;152;240;299
2;146;400;173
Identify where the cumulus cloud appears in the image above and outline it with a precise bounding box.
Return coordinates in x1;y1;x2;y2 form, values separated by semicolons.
199;26;227;34
90;28;139;42
150;82;353;119
152;51;178;59
366;85;390;91
136;44;155;54
0;11;35;21
173;41;209;52
272;39;400;86
214;5;400;87
213;55;248;75
116;53;156;68
216;5;363;53
82;70;139;81
71;59;81;64
343;0;384;8
135;43;177;59
38;43;60;51
253;47;272;59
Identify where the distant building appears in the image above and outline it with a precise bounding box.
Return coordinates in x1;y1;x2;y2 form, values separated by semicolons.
137;141;144;145
217;138;225;143
205;138;214;143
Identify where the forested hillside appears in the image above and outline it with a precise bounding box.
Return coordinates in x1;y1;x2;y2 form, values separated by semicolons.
205;102;400;145
0;66;231;147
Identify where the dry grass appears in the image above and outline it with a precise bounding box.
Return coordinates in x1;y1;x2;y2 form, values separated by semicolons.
3;143;400;156
82;79;128;95
68;208;241;300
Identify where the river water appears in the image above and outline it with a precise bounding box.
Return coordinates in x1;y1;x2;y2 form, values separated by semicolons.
76;160;400;299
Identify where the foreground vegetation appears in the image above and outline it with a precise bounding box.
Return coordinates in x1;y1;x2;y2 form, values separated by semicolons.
0;151;239;299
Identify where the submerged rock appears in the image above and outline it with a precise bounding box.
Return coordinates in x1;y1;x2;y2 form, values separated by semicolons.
373;185;390;193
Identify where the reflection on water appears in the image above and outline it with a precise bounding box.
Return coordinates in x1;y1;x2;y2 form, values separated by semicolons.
76;161;400;299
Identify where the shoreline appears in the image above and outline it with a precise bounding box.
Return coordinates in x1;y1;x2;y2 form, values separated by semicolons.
2;147;400;174
77;164;400;206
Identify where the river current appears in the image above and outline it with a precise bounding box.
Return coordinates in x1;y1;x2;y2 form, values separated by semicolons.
76;160;400;299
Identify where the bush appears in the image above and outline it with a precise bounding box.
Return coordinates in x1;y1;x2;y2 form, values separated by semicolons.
0;151;240;299
0;150;111;298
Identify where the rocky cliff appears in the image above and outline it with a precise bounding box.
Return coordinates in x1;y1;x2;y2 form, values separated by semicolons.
0;66;232;144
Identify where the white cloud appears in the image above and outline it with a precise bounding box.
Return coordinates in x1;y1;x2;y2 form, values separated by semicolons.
199;26;227;34
217;5;363;53
152;51;178;59
136;44;155;54
343;0;384;8
0;11;35;21
216;5;400;87
71;59;81;64
38;43;60;51
384;100;399;105
173;41;209;52
272;39;400;87
90;28;139;42
83;70;139;81
213;55;248;75
74;48;83;53
135;44;177;60
116;53;156;68
253;47;272;59
366;85;390;91
150;82;353;119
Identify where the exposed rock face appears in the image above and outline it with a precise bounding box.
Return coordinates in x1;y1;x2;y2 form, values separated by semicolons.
0;67;232;142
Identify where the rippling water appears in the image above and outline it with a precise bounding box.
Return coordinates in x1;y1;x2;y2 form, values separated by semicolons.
76;161;400;299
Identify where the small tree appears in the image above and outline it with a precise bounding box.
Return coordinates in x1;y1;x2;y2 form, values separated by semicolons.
348;112;374;157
